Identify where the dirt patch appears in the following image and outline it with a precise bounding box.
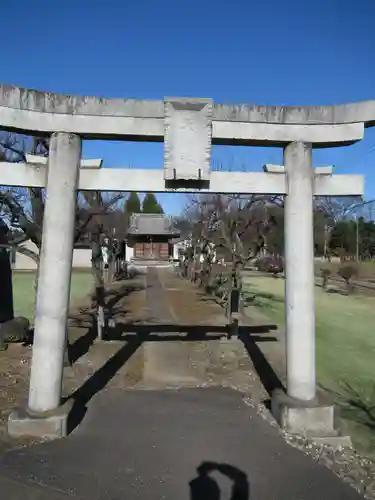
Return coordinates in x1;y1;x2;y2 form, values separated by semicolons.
0;344;36;452
158;268;228;325
64;275;150;398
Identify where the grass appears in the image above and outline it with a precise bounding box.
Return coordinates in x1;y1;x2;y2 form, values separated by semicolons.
243;274;375;457
12;270;93;321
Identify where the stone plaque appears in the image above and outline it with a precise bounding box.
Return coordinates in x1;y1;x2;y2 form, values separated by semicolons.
164;97;213;182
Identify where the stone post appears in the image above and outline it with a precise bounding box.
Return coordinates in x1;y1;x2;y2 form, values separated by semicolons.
28;132;81;413
0;221;14;324
284;141;316;401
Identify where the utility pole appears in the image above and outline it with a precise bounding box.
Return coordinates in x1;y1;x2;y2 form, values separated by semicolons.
323;222;328;260
356;216;360;262
263;199;268;256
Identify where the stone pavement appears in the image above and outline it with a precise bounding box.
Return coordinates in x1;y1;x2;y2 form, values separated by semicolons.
0;387;363;499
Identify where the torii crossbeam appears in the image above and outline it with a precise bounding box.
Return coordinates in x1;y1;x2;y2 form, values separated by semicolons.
0;158;364;196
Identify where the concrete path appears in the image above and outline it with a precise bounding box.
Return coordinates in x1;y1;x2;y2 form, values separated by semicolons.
0;387;363;499
142;268;204;387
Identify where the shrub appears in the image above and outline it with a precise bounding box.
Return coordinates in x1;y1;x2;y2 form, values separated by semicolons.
338;264;359;294
256;256;284;277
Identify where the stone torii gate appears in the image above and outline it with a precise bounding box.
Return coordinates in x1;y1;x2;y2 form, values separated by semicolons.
0;86;367;441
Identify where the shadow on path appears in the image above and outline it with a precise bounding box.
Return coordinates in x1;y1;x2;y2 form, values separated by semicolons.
104;322;277;341
68;321;97;364
190;462;250;500
240;333;285;397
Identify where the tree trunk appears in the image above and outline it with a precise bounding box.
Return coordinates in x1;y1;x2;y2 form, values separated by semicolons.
34;258;40;293
91;246;105;340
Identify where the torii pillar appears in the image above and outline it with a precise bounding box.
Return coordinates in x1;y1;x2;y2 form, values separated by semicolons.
7;140;105;438
265;147;363;440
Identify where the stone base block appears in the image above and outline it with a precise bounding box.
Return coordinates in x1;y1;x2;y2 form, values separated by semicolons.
312;435;352;448
8;399;74;440
271;389;351;447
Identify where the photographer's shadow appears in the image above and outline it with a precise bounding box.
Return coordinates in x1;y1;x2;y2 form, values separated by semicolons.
189;462;249;500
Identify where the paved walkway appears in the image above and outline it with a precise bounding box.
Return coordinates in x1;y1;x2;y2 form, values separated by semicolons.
0;388;362;499
0;268;364;499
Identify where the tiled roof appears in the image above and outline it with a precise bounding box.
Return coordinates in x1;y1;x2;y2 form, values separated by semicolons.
127;213;180;236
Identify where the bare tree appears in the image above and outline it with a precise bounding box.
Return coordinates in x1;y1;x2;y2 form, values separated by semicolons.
0;132;124;262
180;193;278;319
0;130;126;316
315;196;364;260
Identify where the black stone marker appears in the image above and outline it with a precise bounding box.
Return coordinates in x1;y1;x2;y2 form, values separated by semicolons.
0;219;14;323
0;219;30;350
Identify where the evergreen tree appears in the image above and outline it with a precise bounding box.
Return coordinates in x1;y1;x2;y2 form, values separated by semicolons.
125;192;141;216
142;193;164;214
155;203;164;214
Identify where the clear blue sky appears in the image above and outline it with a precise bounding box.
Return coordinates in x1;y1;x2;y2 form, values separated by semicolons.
1;0;375;215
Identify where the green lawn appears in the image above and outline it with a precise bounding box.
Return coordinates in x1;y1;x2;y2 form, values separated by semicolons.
243;275;375;457
12;270;93;321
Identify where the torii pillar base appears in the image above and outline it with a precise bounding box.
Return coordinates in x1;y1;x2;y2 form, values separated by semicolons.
8;399;75;440
271;389;352;448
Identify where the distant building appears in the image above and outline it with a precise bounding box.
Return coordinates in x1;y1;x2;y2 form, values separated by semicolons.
126;214;180;262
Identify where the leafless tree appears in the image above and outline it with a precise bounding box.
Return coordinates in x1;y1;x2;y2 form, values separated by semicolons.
315;196;364;259
180;193;278;317
0;132;124;264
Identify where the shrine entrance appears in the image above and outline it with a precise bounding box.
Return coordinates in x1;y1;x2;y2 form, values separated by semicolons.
0;85;367;440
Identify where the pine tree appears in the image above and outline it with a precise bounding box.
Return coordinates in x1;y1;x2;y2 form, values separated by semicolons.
125;192;141;216
142;193;164;214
